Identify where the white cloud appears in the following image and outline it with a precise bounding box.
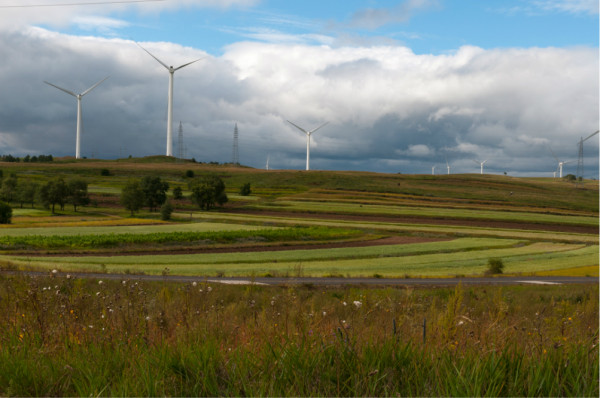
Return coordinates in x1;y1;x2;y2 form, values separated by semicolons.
0;28;597;175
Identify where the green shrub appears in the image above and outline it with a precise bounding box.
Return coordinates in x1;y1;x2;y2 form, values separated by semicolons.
172;186;183;200
100;169;111;176
160;200;174;221
487;258;504;274
239;183;252;196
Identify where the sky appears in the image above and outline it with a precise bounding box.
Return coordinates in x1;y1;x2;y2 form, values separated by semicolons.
0;0;598;176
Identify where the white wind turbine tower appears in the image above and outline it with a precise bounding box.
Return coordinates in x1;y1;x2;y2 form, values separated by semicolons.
445;156;451;174
473;159;488;174
550;149;572;178
266;154;270;170
44;77;109;159
137;43;202;157
286;120;328;170
431;165;436;175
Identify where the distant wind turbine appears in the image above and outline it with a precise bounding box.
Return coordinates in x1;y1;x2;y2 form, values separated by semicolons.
44;76;109;159
473;159;488;174
137;43;202;157
266;154;270;170
445;156;451;174
431;165;436;175
550;149;572;178
286;120;328;170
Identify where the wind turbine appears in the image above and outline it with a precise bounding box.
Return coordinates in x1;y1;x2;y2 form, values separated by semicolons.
44;76;109;159
550;149;572;178
137;43;202;157
286;120;328;170
445;156;451;174
473;159;487;174
266;154;270;170
431;165;436;175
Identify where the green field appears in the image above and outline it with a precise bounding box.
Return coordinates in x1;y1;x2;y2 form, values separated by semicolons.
0;159;597;277
6;238;597;277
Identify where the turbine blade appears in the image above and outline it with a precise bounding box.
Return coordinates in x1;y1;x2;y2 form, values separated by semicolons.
81;76;109;97
472;160;480;165
482;160;488;164
549;148;559;162
286;120;308;134
309;121;329;135
137;42;169;70
583;130;599;142
44;81;77;97
174;58;203;71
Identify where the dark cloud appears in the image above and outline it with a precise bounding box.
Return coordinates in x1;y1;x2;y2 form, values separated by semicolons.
0;28;597;177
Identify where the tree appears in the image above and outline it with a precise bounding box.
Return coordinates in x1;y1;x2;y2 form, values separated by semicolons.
0;201;12;224
172;186;183;200
0;176;17;203
140;176;169;212
39;178;68;213
121;179;144;216
67;179;90;212
16;180;38;208
189;175;228;211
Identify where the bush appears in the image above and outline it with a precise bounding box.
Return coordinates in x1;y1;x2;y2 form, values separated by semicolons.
160;200;174;221
100;169;111;176
0;201;12;224
184;170;195;178
172;186;183;200
239;183;252;196
487;258;504;274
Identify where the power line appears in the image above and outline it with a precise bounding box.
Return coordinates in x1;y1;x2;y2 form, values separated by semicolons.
0;0;164;8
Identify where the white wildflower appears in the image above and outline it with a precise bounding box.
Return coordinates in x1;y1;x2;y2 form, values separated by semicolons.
192;281;197;287
353;300;362;308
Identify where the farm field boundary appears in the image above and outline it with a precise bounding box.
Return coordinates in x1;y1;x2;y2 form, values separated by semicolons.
252;200;598;226
184;212;599;244
5;238;597;278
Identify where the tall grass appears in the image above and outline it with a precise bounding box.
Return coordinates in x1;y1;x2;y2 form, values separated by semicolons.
0;274;597;396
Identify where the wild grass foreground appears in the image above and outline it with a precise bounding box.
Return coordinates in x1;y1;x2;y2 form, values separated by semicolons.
0;274;597;396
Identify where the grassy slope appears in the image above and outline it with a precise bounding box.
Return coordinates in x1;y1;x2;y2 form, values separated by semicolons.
0;158;597;277
2;159;598;214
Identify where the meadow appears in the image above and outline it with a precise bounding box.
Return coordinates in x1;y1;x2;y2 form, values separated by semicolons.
0;158;597;396
0;274;597;396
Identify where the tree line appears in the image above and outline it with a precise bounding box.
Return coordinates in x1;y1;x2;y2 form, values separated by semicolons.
121;175;228;218
0;171;231;224
0;154;53;163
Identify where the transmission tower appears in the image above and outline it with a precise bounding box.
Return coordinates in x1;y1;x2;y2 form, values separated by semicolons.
231;123;239;166
177;121;184;162
576;130;599;187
